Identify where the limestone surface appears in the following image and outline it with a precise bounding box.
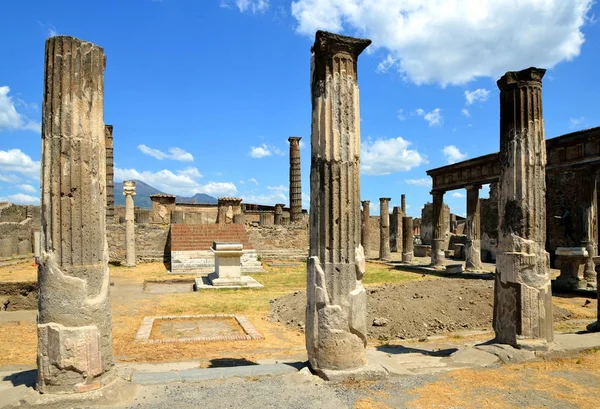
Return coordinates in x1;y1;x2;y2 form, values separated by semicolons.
379;198;391;261
306;30;371;375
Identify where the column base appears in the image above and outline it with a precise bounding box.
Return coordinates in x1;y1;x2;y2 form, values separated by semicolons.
587;321;600;332
313;364;388;382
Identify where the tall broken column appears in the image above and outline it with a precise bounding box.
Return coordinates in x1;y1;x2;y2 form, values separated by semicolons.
289;136;303;223
493;67;553;347
124;181;136;268
431;191;446;267
465;185;482;270
38;36;114;393
401;194;406;214
306;30;372;377
379;198;391;261
105;125;114;224
361;200;371;257
581;171;597;288
402;216;414;263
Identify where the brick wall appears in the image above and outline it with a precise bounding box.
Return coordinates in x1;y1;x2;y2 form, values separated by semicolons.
171;224;253;251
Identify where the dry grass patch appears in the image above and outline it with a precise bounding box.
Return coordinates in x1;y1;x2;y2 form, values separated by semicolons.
0;321;36;365
0;261;37;283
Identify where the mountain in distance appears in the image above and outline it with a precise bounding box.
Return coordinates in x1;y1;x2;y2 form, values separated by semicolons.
113;180;217;208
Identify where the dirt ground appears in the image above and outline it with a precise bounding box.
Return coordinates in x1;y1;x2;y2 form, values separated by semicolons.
270;278;587;341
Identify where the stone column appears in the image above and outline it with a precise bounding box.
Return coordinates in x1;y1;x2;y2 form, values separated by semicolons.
465;185;482;270
105;125;114;224
401;194;406;214
289;136;302;223
402;216;414;262
38;36;114;393
379;198;391;260
581;171;597;288
390;206;403;253
493;67;553;347
361;200;370;256
306;30;372;377
431;190;446;267
124;181;136;268
274;203;284;225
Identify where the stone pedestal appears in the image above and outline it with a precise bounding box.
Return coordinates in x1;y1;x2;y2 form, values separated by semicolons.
402;216;414;263
289;136;303;223
361;200;370;256
379;198;391;261
274;203;284;225
306;31;380;378
38;35;114;393
431;191;446;267
493;67;553;347
208;242;244;286
124;181;136;268
465;185;482;270
554;247;588;290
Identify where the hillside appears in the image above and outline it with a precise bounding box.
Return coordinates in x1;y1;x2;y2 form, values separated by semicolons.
114;180;218;208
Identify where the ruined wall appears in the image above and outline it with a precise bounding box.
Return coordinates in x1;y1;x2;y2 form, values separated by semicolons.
0;221;36;258
246;225;308;251
174;203;218;224
107;224;170;264
0;203;40;224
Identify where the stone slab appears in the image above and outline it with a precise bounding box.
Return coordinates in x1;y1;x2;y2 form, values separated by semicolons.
195;275;264;289
315;364;388;382
446;264;463;274
447;347;500;367
556;247;588;257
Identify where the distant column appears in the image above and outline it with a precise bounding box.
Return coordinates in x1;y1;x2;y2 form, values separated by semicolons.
390;206;403;254
105;125;114;224
306;30;372;376
402;216;414;262
361;200;370;256
124;181;136;268
379;198;391;260
401;194;406;214
274;203;284;225
581;171;597;288
431;191;446;267
493;67;553;347
38;36;114;393
465;185;482;270
289;136;302;223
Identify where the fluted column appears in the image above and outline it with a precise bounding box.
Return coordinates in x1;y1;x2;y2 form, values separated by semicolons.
465;185;482;270
361;200;370;256
391;206;403;253
38;36;114;393
289;136;303;223
581;170;597;288
379;198;391;260
493;67;553;347
401;194;406;214
431;191;446;267
274;203;284;225
306;30;372;376
402;216;414;262
105;125;114;224
124;181;136;268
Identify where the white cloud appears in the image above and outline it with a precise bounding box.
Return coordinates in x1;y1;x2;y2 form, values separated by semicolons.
17;184;37;193
0;149;40;180
236;0;269;14
465;88;491;105
137;144;194;162
291;0;593;86
376;54;398;73
461;108;470;117
570;117;585;128
249;143;282;158
248;178;259;185
424;109;443;127
414;108;425;116
0;86;40;133
443;145;468;164
114;166;236;197
397;109;406;121
405;178;432;187
361;137;427;175
267;185;288;192
451;192;465;198
0;174;21;183
0;193;39;205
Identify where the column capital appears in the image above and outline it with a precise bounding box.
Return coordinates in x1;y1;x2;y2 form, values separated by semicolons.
361;200;370;206
288;136;302;144
311;30;371;60
431;190;445;198
497;67;545;91
123;180;136;196
379;197;391;203
466;184;482;192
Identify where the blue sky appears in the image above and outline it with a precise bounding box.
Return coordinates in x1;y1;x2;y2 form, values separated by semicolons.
1;0;598;218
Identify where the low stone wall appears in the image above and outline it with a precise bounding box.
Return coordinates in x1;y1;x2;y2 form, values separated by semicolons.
246;224;308;250
107;224;170;264
0;221;35;258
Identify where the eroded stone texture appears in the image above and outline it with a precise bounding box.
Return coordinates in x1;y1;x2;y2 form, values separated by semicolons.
306;30;371;374
465;185;482;270
361;201;370;256
379;198;391;261
390;206;403;253
105;125;114;224
274;203;284;225
289;136;303;223
581;171;597;288
38;36;114;393
402;216;414;262
431;191;446;267
124;181;136;268
493;67;553;347
259;212;274;226
150;194;176;224
217;197;242;224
